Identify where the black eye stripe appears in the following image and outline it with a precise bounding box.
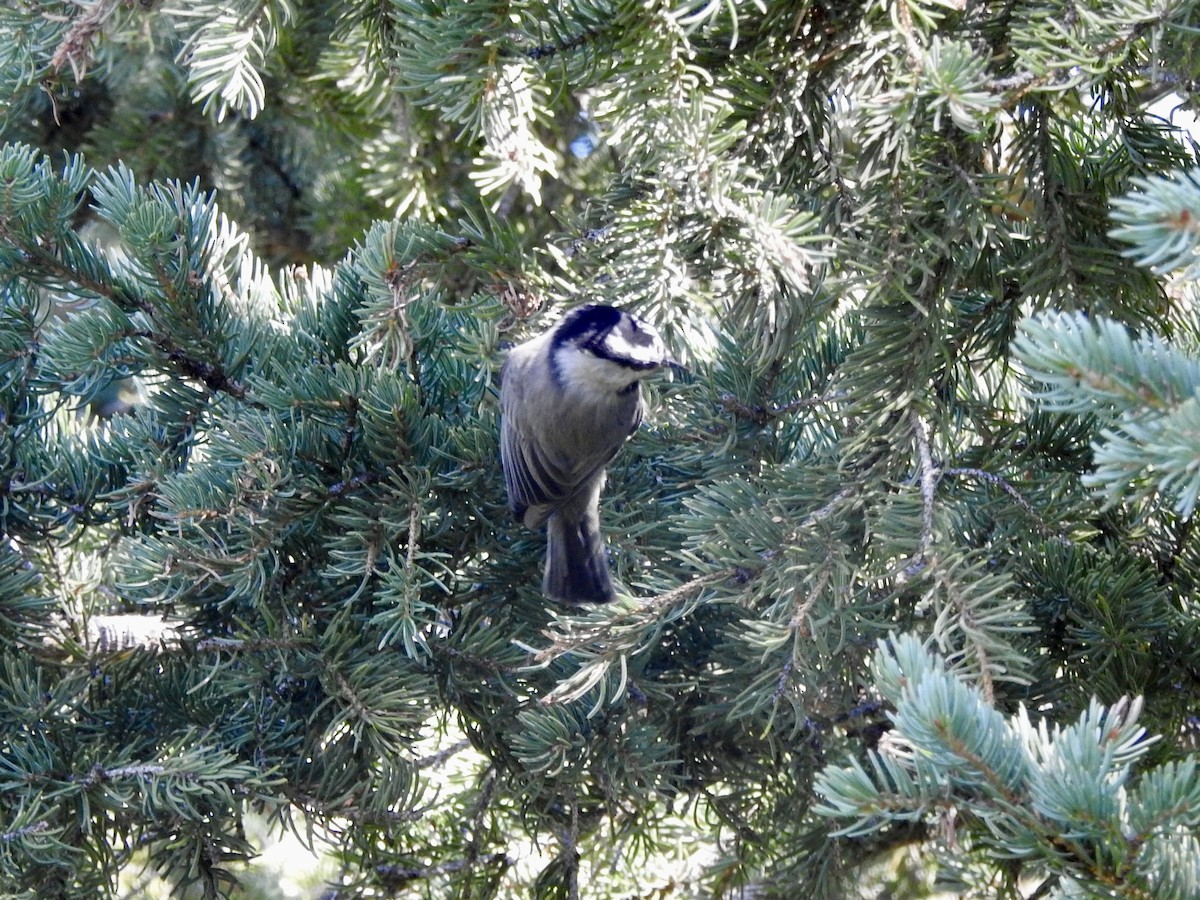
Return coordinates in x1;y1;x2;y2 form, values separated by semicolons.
549;305;662;372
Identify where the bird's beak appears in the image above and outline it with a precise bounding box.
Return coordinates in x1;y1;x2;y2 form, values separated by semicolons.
663;357;690;378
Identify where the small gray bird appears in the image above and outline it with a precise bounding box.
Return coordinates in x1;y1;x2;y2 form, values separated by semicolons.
500;304;671;603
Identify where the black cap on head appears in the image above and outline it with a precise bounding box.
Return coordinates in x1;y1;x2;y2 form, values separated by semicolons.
550;303;667;377
552;304;623;349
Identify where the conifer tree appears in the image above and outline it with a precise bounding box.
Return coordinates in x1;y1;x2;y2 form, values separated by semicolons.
2;1;1200;898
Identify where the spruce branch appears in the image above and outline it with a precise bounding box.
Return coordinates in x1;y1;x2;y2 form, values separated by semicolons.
83;614;185;654
941;466;1062;538
413;739;471;771
718;389;848;426
1014;312;1200;516
0;219;117;306
532;486;859;708
144;331;251;400
523;29;598;62
169;0;282;121
562;793;581;900
760;485;858;565
0;149;254;403
49;0;121;82
817;637;1199;894
526;572;727;708
325;471;383;499
990;8;1172;107
897;410;937;580
286;789;427;827
372;854;510;892
0;819;52;846
893;0;925;76
3;1;1200;894
1111;166;1200;278
788;553;833;635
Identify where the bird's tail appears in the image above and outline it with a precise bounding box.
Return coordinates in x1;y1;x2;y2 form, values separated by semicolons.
543;501;615;603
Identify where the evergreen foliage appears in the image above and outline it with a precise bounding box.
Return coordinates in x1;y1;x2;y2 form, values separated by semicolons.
1;1;1200;897
815;635;1200;899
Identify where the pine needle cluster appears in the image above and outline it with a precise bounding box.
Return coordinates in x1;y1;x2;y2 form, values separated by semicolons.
2;1;1200;897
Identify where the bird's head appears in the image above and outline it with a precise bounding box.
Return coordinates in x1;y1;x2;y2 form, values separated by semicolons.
550;304;671;391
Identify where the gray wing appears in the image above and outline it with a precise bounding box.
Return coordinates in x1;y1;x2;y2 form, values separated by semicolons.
500;358;633;528
501;411;566;523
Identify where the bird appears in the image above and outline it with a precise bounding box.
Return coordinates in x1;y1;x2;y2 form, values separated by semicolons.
499;304;672;603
